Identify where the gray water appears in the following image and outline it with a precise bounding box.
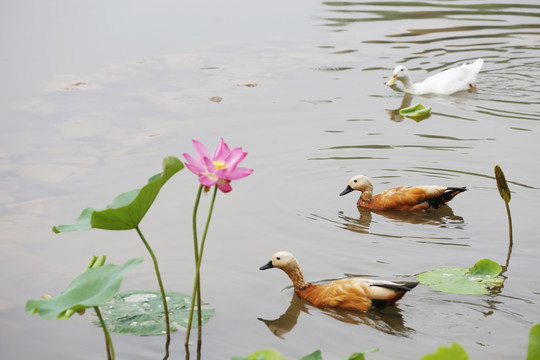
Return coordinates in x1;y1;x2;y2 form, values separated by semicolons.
1;0;540;359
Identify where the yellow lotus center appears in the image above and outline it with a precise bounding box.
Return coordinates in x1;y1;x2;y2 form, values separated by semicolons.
213;160;227;170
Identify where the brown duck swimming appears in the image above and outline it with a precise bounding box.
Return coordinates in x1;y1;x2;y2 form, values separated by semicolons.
340;174;466;211
260;251;417;312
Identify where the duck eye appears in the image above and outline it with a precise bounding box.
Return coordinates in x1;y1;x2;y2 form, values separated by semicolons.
276;257;280;260
353;179;357;183
400;68;404;72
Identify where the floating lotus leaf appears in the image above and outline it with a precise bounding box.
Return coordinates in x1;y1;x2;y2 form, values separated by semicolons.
417;259;503;295
339;348;379;360
92;290;215;336
232;349;288;360
232;348;378;360
528;324;540;360
53;156;183;233
26;257;143;319
301;351;323;360
232;349;313;360
399;103;432;121
421;342;468;360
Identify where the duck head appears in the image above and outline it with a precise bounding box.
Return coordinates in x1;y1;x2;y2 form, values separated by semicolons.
260;251;310;290
340;174;374;201
386;65;409;86
260;251;299;271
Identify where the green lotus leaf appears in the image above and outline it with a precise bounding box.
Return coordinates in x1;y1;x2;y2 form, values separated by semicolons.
92;290;215;336
399;103;432;121
417;259;503;295
53;156;183;233
232;348;378;360
300;351;322;360
232;349;288;360
25;257;143;320
421;342;468;360
528;324;540;360
339;348;379;360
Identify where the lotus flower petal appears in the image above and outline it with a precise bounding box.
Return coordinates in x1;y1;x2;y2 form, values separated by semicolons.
199;174;218;187
192;139;210;161
226;167;253;180
216;179;232;193
183;139;252;193
212;138;228;161
183;153;205;174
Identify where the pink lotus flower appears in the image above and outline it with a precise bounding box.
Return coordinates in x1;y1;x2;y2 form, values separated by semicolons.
183;139;253;193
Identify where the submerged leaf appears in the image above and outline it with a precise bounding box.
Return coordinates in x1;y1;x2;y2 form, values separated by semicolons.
528;324;540;360
300;350;322;360
53;156;183;232
421;342;468;360
25;257;143;320
417;259;503;294
236;349;288;360
339;348;379;360
232;349;378;360
494;165;511;203
93;290;215;336
399;103;432;121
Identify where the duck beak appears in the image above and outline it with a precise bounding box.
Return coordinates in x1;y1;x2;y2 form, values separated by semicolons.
259;260;274;270
339;185;354;196
386;74;398;86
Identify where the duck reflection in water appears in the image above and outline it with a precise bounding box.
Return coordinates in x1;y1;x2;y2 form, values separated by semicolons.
340;205;464;233
258;292;413;339
386;93;415;122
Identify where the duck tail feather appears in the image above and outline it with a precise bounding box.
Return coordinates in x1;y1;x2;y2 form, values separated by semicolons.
373;281;418;292
428;187;467;209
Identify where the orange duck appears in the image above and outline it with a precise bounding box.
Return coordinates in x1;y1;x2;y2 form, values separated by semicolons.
259;251;417;312
340;174;466;211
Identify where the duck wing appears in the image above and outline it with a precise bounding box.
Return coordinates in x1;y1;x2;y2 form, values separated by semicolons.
300;281;373;311
415;58;484;95
370;185;447;210
367;279;418;293
299;279;417;311
364;279;418;309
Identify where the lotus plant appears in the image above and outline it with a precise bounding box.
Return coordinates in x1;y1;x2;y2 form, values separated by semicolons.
26;256;143;360
52;156;184;359
183;138;253;346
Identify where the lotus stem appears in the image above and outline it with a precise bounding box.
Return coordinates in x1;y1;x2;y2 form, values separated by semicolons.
135;226;170;360
185;185;203;346
196;185;218;341
505;201;513;245
94;305;114;360
504;201;513;270
185;185;218;347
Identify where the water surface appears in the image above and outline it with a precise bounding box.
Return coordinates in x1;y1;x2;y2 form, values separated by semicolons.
1;0;539;359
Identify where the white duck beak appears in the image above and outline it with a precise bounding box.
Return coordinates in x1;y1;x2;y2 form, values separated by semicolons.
386;74;398;86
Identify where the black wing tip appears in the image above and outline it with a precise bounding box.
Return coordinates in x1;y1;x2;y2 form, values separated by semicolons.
446;186;467;192
373;281;418;292
403;281;419;291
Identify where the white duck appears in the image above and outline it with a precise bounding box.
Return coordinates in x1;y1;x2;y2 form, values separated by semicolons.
386;58;484;95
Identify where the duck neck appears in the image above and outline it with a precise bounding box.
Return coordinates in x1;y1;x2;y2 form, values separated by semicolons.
360;183;374;202
285;267;310;290
400;74;414;92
